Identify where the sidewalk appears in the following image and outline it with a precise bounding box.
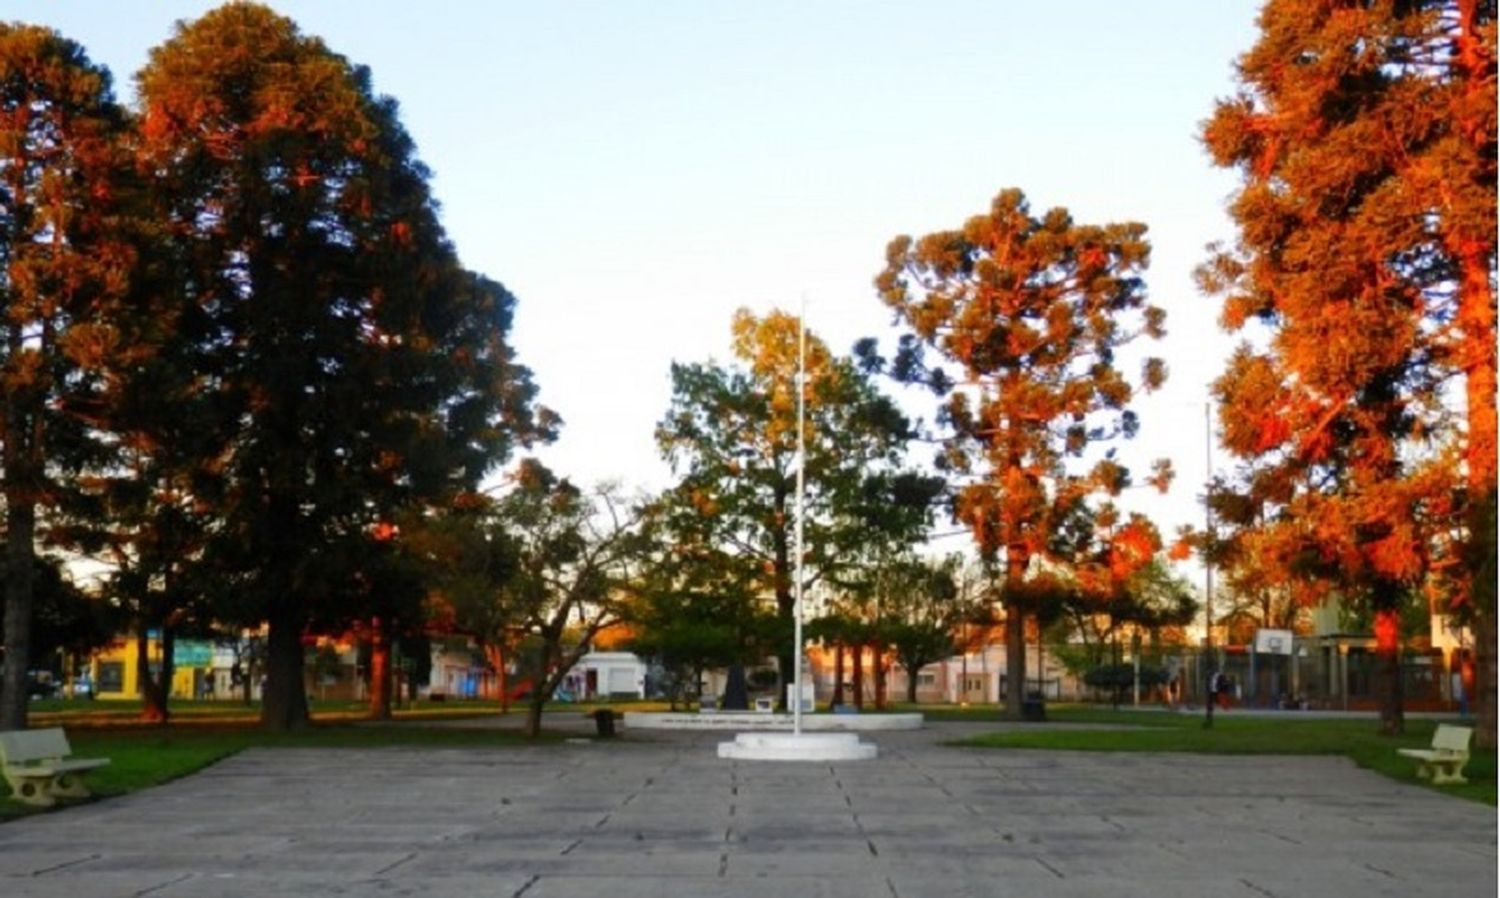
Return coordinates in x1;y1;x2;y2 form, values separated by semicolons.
0;722;1492;897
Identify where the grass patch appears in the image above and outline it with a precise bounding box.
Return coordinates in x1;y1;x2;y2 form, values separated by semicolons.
1;719;565;821
959;712;1496;805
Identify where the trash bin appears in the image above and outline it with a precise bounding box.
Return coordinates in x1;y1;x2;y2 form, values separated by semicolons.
1022;691;1046;722
591;709;617;737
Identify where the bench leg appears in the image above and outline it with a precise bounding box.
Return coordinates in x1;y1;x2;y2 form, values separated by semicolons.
49;773;93;799
5;775;56;807
1429;764;1467;786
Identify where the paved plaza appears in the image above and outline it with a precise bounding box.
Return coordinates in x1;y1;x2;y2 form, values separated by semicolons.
0;720;1493;897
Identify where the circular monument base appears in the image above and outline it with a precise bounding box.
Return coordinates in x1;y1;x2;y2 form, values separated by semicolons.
717;731;878;762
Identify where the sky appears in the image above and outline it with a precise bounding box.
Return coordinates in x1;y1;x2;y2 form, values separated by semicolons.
12;1;1263;570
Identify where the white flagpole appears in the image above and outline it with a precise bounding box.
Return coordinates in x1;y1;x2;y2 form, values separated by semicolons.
793;303;807;736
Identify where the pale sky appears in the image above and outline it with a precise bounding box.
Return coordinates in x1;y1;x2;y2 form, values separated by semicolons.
12;1;1261;567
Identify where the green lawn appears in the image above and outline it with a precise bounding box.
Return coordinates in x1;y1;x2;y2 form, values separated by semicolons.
953;707;1496;805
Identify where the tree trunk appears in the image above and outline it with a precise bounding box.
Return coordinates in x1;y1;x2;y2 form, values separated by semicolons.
524;692;546;737
1374;605;1405;737
137;625;174;725
905;659;920;704
1;491;36;731
851;643;864;709
832;645;845;706
1458;241;1497;749
772;484;794;710
368;619;392;721
874;651;887;710
1004;546;1028;718
484;642;508;713
262;607;310;732
1468;490;1496;749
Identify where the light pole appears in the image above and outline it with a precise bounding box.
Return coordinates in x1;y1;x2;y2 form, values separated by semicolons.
1204;401;1217;729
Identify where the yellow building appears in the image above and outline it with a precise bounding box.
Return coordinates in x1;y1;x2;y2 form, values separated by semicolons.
89;636;217;700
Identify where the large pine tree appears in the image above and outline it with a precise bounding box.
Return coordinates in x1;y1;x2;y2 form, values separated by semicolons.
134;4;549;731
1201;0;1496;742
876;188;1169;718
0;25;133;730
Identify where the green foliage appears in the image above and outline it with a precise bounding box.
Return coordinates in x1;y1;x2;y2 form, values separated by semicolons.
0;554;117;664
655;309;938;695
446;461;646;735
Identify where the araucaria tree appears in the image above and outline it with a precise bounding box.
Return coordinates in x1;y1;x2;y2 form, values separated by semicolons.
656;310;939;706
0;26;133;730
134;4;548;731
1200;0;1496;741
877;188;1169;718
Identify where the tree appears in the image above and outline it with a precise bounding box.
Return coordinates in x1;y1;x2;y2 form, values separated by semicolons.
656;309;939;706
134;4;549;731
0;24;134;730
876;188;1169;717
488;461;644;738
873;556;961;704
628;575;769;710
1200;0;1495;739
627;527;772;709
0;551;116;672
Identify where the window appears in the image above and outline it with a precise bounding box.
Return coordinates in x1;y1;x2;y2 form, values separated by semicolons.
98;662;124;693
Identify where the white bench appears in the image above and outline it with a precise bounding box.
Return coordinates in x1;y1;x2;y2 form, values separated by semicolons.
1397;723;1472;785
0;728;111;807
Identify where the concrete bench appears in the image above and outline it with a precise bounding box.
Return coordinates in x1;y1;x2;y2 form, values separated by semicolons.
1398;723;1472;785
0;728;111;807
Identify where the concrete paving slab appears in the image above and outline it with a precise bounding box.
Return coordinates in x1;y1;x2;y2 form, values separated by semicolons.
0;722;1492;897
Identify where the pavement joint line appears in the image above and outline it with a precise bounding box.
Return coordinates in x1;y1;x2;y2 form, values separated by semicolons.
1034;856;1065;879
510;873;540;897
1362;863;1399;880
1239;878;1277;897
133;872;194;897
717;852;728;878
885;875;900;897
560;839;581;856
373;852;417;876
866;838;879;857
29;854;100;876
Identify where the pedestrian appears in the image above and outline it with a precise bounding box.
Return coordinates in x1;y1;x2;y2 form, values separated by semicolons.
1209;670;1230;711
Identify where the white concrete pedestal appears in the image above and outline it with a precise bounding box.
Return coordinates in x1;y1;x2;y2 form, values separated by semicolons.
717;731;878;761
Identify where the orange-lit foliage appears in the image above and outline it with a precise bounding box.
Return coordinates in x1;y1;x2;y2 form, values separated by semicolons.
0;24;133;730
877;189;1170;714
1200;0;1495;737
